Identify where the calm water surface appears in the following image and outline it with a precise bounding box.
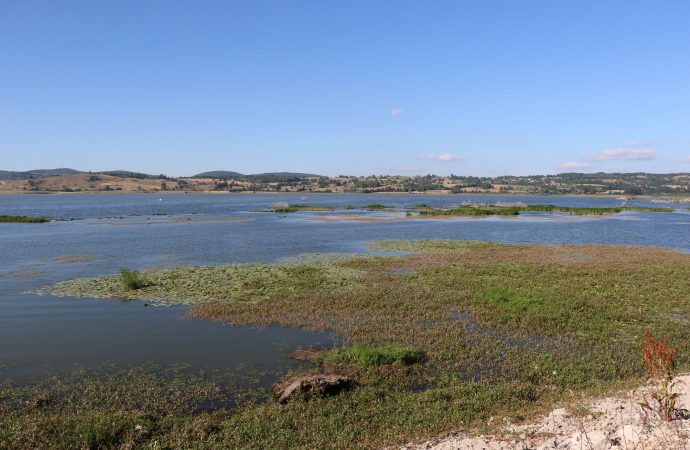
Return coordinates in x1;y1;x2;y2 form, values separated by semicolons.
1;193;688;384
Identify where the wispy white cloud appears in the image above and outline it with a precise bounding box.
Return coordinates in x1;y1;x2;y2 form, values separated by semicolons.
422;153;462;161
557;162;592;171
390;107;404;117
681;155;690;163
590;142;656;161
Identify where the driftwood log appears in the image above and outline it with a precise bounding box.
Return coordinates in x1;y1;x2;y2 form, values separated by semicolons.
272;373;352;404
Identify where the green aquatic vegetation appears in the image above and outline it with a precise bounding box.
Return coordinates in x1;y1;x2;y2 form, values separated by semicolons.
480;287;545;311
476;287;573;331
45;261;362;305
418;205;520;216
119;269;147;291
415;204;673;217
363;204;387;210
326;343;425;366
0;215;50;223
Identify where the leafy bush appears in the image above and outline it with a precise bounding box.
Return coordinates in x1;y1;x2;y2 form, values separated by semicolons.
120;269;147;291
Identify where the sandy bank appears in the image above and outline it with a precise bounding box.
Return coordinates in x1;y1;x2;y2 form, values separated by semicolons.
407;375;690;450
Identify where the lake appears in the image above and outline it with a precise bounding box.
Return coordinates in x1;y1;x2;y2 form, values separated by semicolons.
1;193;688;385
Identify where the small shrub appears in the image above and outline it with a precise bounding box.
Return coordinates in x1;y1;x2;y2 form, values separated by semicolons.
326;343;425;366
120;269;147;291
640;331;679;421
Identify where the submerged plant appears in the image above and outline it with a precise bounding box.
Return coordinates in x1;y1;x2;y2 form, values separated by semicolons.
640;331;679;421
120;269;147;291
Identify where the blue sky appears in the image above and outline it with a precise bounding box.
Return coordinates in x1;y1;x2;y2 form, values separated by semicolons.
1;1;689;177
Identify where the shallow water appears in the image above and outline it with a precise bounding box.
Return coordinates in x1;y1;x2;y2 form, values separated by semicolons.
1;193;688;384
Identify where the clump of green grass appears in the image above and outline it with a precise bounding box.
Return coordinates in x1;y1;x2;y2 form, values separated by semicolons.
0;215;50;223
477;287;574;331
119;269;147;291
326;343;425;366
364;204;386;210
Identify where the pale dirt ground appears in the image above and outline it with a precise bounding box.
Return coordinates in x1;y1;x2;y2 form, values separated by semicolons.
405;375;690;450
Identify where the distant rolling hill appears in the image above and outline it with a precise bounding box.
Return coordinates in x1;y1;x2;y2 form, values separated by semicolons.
0;168;83;180
191;171;320;181
191;171;246;179
98;170;168;179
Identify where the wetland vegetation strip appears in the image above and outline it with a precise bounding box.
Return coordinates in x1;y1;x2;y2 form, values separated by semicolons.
12;240;690;448
415;204;674;217
0;215;50;223
255;203;334;212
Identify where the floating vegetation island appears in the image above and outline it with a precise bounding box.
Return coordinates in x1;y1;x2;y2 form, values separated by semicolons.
45;262;362;306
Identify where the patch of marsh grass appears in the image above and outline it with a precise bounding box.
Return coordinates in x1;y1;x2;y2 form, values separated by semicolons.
119;269;147;291
0;215;50;223
326;343;425;366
